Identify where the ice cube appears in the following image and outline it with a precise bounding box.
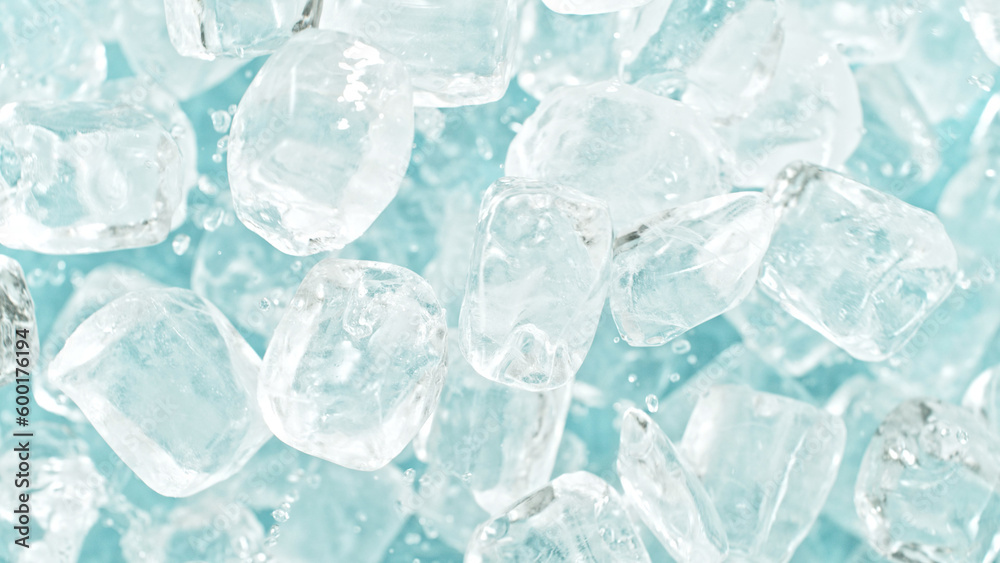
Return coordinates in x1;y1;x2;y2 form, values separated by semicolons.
617;408;729;562
322;0;518;107
48;288;271;497
411;470;491;552
760;163;958;362
466;471;652;562
680;385;846;563
0;255;37;388
610;192;775;347
542;0;651;15
506;81;728;231
964;366;1000;434
968;0;1000;66
0;102;185;254
937;151;1000;261
855;399;1000;562
785;0;920;63
228;29;414;256
459;178;612;391
258;258;447;471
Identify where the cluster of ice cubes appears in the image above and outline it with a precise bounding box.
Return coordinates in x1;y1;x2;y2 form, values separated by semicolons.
1;0;1000;561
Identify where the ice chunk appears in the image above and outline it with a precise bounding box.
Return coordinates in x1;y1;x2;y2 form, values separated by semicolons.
964;366;1000;433
937;151;1000;260
122;498;265;562
855;399;1000;562
760;163;958;362
63;0;122;41
165;0;320;59
416;336;572;513
619;0;784;121
968;0;1000;66
610;192;775;347
542;0;651;15
228;30;414;256
785;0;919;63
506;81;728;231
0;256;37;388
459;178;612;391
721;30;862;188
680;385;846;563
466;471;651;563
0;0;106;103
617;408;729;563
258;258;447;471
0;102;185;254
411;470;491;551
48;288;271;497
322;0;518;107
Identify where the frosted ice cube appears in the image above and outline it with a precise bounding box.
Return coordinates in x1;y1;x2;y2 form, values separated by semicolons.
228;30;414;256
721;30;862;188
760;163;958;362
855;399;1000;562
619;0;784;121
459;178;612;391
466;471;651;562
0;0;106;103
506;81;728;231
543;0;651;15
322;0;518;107
680;385;846;563
258;258;447;471
617;408;729;563
416;336;572;513
0;256;37;388
785;0;919;63
0;102;185;254
968;0;1000;66
48;288;271;497
165;0;321;60
610;192;775;347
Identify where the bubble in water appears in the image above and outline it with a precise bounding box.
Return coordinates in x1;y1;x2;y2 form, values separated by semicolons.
172;233;191;255
672;339;691;354
403;468;416;482
645;394;659;413
404;532;421;545
669;373;681;383
258;298;271;311
272;508;289;523
212;153;223;164
217;135;230;153
211;109;232;133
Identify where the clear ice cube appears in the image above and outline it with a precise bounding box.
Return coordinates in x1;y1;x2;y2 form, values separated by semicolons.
0;255;37;388
968;0;1000;66
680;385;846;563
542;0;651;15
165;0;321;59
760;163;958;362
466;471;652;562
785;0;920;63
258;258;448;471
228;29;414;256
48;288;271;497
610;192;775;347
617;408;729;562
937;151;1000;261
0;102;184;254
506;81;728;231
459;178;613;391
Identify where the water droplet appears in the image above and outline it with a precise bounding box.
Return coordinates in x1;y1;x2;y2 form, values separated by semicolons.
671;339;691;354
211;110;232;133
217;135;230;153
211;153;223;164
172;233;191;255
613;337;621;344
957;429;969;444
258;298;271;311
627;373;637;384
645;394;659;413
403;468;416;482
669;372;681;383
404;532;421;545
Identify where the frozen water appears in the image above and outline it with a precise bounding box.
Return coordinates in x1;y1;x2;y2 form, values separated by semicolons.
165;0;321;59
937;151;1000;260
0;102;184;254
680;385;846;563
416;336;572;513
785;0;919;63
964;366;1000;433
610;192;775;347
721;30;863;188
542;0;651;15
322;0;518;107
855;399;1000;562
48;288;271;497
617;408;729;562
228;29;414;256
459;178;612;391
968;0;1000;66
258;258;447;471
0;256;37;388
0;0;106;103
760;163;958;362
466;471;651;562
619;0;784;121
412;470;491;551
506;81;728;231
62;0;122;41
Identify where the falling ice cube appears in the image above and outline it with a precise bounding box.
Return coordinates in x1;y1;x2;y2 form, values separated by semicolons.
617;408;729;563
542;0;651;15
0;255;37;388
466;471;651;563
0;102;184;254
459;178;612;391
760;163;958;362
855;399;1000;562
610;192;775;347
415;336;572;513
506;81;728;231
165;0;321;59
785;0;920;64
322;0;518;107
48;288;271;497
680;385;846;563
258;258;448;471
228;30;414;256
